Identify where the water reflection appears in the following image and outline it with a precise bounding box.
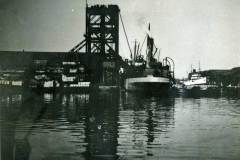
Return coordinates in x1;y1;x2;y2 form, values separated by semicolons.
1;93;23;160
84;91;119;160
118;93;175;159
180;88;240;99
1;90;240;160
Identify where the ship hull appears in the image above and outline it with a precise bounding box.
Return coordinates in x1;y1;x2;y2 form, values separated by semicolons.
183;85;221;97
125;76;170;93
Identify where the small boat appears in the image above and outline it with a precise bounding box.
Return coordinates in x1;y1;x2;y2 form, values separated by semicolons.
123;24;174;93
183;69;220;96
184;69;207;90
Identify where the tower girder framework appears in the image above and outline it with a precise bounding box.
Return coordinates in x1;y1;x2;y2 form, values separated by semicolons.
86;5;120;57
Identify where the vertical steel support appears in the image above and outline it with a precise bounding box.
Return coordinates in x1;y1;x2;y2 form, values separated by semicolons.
86;5;120;85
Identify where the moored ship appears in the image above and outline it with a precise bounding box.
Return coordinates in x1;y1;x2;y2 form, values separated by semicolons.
123;24;175;93
183;69;208;90
183;69;220;96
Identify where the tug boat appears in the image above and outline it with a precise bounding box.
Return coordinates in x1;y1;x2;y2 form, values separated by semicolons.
124;24;174;93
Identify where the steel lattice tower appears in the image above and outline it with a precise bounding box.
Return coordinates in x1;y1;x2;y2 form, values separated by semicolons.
86;5;120;57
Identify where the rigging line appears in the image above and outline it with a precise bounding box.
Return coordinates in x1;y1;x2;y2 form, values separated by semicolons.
119;13;133;58
153;48;158;57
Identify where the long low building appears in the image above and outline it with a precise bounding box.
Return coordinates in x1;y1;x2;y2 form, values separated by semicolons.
0;51;123;88
0;51;87;69
201;67;240;87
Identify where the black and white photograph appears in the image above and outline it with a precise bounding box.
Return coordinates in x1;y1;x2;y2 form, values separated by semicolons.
0;0;240;159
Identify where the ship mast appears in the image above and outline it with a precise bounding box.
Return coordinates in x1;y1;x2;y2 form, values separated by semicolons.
133;40;137;63
146;24;154;68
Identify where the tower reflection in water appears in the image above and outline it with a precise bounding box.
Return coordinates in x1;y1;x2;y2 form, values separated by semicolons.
84;91;119;160
0;90;175;160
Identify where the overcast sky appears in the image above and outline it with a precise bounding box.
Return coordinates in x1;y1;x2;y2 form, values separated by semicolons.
0;0;240;78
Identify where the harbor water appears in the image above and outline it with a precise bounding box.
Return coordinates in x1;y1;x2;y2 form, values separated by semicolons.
1;89;240;160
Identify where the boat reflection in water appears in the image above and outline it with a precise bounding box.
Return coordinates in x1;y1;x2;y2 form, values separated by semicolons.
118;93;175;158
2;89;240;160
0;90;175;160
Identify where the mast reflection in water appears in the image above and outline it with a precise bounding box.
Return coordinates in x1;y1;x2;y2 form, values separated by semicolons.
1;90;240;160
118;93;175;158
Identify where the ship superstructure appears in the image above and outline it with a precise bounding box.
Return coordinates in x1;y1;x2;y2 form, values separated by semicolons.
124;24;175;93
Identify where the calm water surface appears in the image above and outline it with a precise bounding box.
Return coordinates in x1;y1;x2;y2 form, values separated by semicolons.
1;90;240;160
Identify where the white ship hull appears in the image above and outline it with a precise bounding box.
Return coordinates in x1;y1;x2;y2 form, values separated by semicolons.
184;77;207;86
125;76;170;92
184;84;218;90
